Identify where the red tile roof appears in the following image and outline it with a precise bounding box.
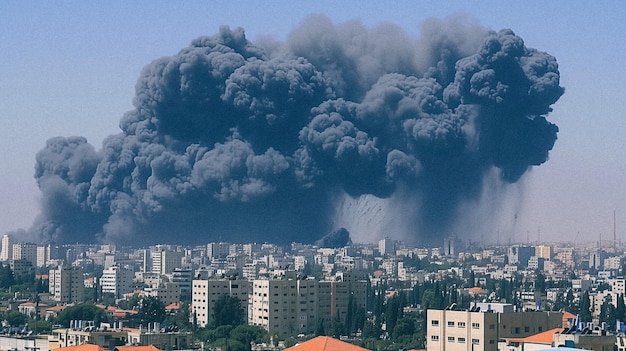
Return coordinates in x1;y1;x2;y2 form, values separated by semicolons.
506;327;563;345
285;336;370;351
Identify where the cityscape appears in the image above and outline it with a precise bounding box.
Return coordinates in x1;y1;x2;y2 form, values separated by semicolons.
2;3;626;351
1;234;626;351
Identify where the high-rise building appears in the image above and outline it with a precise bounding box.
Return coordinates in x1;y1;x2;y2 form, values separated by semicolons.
37;245;49;268
49;265;85;303
101;264;135;299
0;234;13;261
191;278;250;328
152;247;184;275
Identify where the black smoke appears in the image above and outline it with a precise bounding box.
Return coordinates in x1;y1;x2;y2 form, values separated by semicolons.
26;16;563;246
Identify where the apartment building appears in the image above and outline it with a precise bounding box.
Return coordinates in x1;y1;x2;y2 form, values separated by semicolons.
13;242;37;267
0;234;13;261
427;309;499;351
191;278;250;328
427;309;564;351
248;276;319;337
49;265;85;303
101;264;135;298
152;247;184;275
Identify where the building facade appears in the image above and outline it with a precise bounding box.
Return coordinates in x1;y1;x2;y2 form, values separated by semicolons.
49;265;85;303
191;278;250;328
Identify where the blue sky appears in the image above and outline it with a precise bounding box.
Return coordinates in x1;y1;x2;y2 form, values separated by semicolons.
1;1;625;244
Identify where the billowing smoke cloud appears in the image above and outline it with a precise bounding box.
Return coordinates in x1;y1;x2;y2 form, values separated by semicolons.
26;15;563;246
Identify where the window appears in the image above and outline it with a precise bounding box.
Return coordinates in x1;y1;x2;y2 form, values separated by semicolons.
431;320;439;326
472;339;480;345
458;337;466;343
472;322;480;329
490;324;496;330
448;337;455;342
525;326;530;333
458;322;466;328
431;335;439;341
448;321;455;327
514;327;520;334
489;340;495;344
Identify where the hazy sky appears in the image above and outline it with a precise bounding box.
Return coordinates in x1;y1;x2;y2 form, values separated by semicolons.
1;1;625;245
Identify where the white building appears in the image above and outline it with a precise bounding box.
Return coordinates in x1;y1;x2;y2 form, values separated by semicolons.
0;234;13;261
191;278;250;328
101;264;135;298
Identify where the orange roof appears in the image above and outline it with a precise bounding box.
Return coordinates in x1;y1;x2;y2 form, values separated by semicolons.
506;327;562;344
165;302;180;310
46;305;67;312
56;345;107;351
115;345;162;351
468;287;483;293
285;336;370;351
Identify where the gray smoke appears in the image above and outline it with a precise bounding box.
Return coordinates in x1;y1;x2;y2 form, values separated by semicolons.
25;16;563;246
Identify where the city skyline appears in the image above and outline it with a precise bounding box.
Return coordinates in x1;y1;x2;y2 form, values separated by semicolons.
2;2;625;245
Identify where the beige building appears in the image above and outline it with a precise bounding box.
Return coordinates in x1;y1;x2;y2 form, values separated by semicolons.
146;282;181;306
427;309;564;351
191;278;250;328
249;276;319;337
249;272;367;338
49;265;85;303
427;309;499;351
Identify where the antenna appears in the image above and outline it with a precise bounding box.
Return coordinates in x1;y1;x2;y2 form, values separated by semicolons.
614;210;617;248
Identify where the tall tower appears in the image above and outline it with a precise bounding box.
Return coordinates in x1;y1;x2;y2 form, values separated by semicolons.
0;234;13;261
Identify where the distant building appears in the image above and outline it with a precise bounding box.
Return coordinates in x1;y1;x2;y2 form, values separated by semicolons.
508;246;535;268
0;234;13;261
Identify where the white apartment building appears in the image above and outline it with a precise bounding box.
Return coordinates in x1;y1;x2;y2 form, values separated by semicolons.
101;264;135;298
605;256;621;271
191;279;250;328
0;234;13;261
49;265;84;303
152;248;184;275
37;245;49;267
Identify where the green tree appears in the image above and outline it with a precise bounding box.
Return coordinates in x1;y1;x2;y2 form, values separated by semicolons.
56;304;108;327
138;296;166;325
5;310;28;327
230;325;268;351
213;296;244;327
579;291;592;322
0;265;15;289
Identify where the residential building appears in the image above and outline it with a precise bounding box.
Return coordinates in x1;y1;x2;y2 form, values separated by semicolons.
13;242;37;267
427;309;564;351
101;264;135;299
49;265;85;303
0;234;13;261
427;309;499;351
191;278;250;328
249;275;318;337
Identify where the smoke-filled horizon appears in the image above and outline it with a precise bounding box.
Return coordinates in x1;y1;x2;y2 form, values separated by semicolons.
21;15;564;247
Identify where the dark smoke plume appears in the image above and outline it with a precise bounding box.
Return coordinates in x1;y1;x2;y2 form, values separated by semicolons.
25;16;563;246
